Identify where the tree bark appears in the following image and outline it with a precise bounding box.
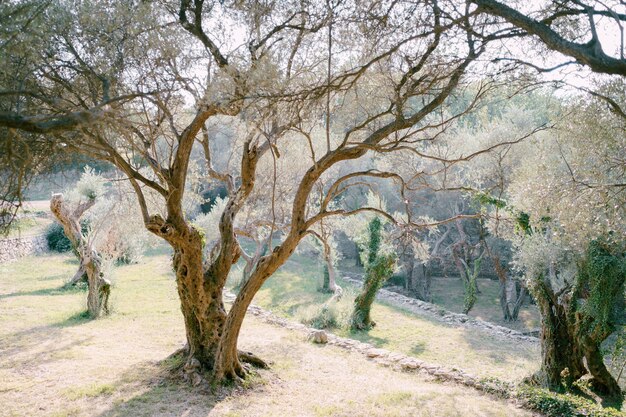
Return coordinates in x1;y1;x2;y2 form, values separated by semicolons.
172;238;227;376
498;279;512;321
584;342;622;397
351;271;379;330
322;244;338;293
533;279;586;390
510;286;527;321
414;263;431;301
50;194;110;318
68;263;87;286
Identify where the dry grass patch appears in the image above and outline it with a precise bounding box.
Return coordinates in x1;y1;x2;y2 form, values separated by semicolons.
251;257;540;382
0;250;538;416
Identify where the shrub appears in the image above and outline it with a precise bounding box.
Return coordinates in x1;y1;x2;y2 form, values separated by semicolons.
298;290;355;330
517;386;624;417
300;304;341;329
46;222;75;252
385;273;406;288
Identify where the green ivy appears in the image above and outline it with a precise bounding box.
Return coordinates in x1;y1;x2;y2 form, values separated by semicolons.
351;217;396;330
473;192;507;209
462;255;482;314
575;239;626;338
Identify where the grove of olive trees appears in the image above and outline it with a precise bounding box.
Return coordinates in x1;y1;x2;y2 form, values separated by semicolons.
0;0;624;414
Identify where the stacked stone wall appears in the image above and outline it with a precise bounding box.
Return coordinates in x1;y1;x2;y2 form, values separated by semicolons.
0;234;47;264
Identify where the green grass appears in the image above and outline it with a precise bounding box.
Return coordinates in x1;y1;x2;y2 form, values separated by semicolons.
236;256;541;382
430;277;540;331
64;383;116;400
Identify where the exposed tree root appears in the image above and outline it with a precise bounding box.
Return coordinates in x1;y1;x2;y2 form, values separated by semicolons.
238;350;269;369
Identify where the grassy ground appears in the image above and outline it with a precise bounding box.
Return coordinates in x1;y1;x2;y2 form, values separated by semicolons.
339;259;541;332
248;257;541;383
430;277;540;331
0;251;536;417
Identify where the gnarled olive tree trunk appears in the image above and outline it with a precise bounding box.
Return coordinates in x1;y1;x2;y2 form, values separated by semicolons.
50;194;110;318
409;262;431;302
530;254;624;398
532;278;586;390
400;243;429;300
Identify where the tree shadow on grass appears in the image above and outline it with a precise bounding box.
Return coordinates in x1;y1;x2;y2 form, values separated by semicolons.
410;341;426;355
345;331;389;347
459;326;539;366
0;283;86;300
569;382;624;412
91;356;262;417
0;318;94;369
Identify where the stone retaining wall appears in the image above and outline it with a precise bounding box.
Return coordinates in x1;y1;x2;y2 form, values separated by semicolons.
0;234;47;264
340;271;540;344
223;291;515;400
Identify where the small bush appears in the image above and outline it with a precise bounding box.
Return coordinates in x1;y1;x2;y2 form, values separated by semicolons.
298;290;355;330
517;386;624;417
300;304;340;329
46;220;90;253
46;222;73;252
384;273;406;288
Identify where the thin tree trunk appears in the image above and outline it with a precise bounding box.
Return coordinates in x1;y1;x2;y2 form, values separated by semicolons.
489;250;512;321
499;279;512;321
355;242;363;267
50;194;110;318
510;286;527;321
323;247;338;293
238;240;264;292
68;263;87;285
422;266;432;302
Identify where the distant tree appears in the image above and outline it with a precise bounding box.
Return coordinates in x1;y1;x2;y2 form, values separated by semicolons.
49;169;110;318
351;217;396;330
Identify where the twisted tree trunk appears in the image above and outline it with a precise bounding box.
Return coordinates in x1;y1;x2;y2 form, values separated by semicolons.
50;194;110;318
531;276;621;397
533;280;585;389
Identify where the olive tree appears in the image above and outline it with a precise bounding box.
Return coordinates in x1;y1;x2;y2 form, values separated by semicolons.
0;0;541;385
502;90;626;396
